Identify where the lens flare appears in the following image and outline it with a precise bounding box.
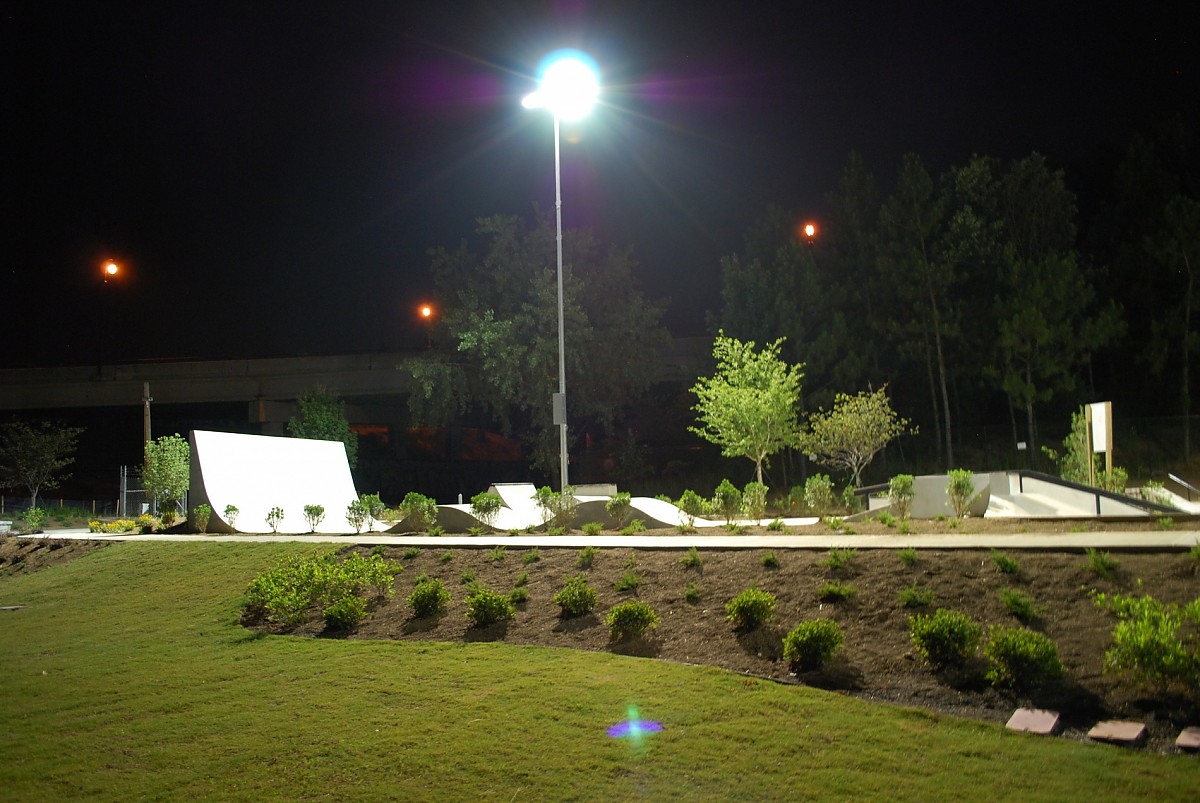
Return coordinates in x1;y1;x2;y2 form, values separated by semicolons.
606;705;664;740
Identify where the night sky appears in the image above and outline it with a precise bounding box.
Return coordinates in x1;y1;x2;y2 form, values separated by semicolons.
4;1;1195;369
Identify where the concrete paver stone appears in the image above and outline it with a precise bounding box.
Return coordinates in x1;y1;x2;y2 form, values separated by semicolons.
1005;708;1060;735
1176;727;1200;751
1087;720;1147;745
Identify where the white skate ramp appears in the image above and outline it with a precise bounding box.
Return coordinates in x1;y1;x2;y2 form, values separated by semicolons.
189;430;366;533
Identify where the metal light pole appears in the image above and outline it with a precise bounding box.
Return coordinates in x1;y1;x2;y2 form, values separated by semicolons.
522;51;599;491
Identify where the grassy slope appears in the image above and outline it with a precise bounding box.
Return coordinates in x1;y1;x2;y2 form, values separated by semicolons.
1;543;1196;801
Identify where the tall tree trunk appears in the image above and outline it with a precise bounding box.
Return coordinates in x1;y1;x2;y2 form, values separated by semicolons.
1024;362;1038;460
1184;253;1193;462
924;335;943;468
927;285;954;469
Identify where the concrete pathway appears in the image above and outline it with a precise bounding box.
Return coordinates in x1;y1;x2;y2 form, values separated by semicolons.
20;528;1200;550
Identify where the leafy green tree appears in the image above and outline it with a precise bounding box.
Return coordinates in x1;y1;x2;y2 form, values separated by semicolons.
0;420;84;508
801;386;912;487
405;213;668;476
287;386;358;469
143;433;190;514
690;332;804;484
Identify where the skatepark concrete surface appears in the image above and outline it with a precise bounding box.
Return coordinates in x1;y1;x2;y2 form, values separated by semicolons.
22;528;1200;551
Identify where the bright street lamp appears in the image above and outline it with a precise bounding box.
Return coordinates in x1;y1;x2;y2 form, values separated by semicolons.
522;50;599;491
103;260;120;282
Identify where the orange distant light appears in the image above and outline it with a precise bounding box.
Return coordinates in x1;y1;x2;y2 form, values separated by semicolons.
803;222;817;239
419;304;433;319
103;261;119;281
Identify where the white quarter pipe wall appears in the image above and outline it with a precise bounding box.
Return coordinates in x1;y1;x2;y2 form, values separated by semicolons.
188;430;366;533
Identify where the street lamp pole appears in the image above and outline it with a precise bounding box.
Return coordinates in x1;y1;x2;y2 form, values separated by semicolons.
523;50;599;492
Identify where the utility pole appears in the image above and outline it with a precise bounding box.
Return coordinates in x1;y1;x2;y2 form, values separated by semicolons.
143;381;152;451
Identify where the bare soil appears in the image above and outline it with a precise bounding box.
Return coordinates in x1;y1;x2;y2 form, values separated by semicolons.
0;536;108;576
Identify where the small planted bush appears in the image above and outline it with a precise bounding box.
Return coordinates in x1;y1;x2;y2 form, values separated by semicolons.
606;492;633;529
399;492;438;532
303;504;326;533
909;608;982;668
582;522;603;536
408;577;451;618
1084;547;1119;579
553;574;598;617
266;506;284;533
899;583;933;608
998;588;1039;623
535;486;577;529
465;585;515;627
522;548;541;565
677;489;707;527
823;547;858;572
713;479;742;524
990;549;1020;575
192;503;212;533
1094;588;1200;690
783;619;844;670
889;474;915;519
817;581;858;602
614;569;644;592
605;601;659;641
983;625;1064;689
684;582;701;603
766;518;787;532
742;481;768;520
323;595;368;630
402;546;422;560
346;500;369;533
489;545;506;562
761;551;780;569
470;491;503;529
223;504;240;529
244;553;402;628
946;469;976;517
898;547;919;567
804;474;834;515
577;544;598;569
725;587;776;631
620;519;647;535
359;493;386;529
875;510;897;528
680;546;703;568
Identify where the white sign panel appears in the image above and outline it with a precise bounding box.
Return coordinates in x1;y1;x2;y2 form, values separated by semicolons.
1089;402;1109;453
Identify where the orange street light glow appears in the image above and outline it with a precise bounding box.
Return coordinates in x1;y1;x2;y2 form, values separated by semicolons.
419;304;433;319
103;261;119;281
803;222;817;239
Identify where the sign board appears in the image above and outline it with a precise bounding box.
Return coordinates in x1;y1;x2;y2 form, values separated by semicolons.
1089;402;1110;453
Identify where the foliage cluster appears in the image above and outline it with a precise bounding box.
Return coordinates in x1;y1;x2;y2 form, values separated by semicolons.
0;419;84;508
469;491;503;529
407;576;451;618
605;601;659;641
983;625;1064;689
909;608;983;668
553;575;598;617
464;584;516;627
725;587;776;631
243;552;401;628
1094;588;1200;691
286;386;358;468
782;619;844;669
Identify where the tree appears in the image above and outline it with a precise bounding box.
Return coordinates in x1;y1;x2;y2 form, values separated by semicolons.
689;332;804;484
142;433;190;514
287;386;358;468
0;420;84;507
801;386;912;487
404;213;669;476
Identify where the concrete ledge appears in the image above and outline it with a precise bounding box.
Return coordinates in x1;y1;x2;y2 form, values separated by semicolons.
1005;708;1060;735
1087;720;1147;746
1176;726;1200;751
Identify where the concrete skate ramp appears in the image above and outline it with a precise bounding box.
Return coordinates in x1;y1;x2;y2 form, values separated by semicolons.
189;430;366;533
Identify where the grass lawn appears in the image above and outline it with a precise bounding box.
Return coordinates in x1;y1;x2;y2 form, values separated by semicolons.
1;542;1197;801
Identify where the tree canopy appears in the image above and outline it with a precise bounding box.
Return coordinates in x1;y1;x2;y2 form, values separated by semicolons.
287;386;358;469
689;332;804;484
142;433;190;512
801;387;912;487
0;420;84;507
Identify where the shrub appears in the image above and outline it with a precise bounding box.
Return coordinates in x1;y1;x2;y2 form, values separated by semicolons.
946;469;975;517
1157;515;1175;530
725;587;776;630
620;519;647;535
577;544;598;569
761;551;780;569
464;585;515;627
582;521;603;536
534;486;577;529
1097;466;1128;494
470;491;503;529
990;549;1020;575
224;504;240;529
742;481;768;520
684;582;701;603
22;506;47;532
983;625;1063;689
889;474;915;519
439;551;453;563
804;474;834;514
243;553;401;628
605;601;659;641
399;492;438;532
605;492;633;529
817;581;858;602
467;526;485;536
614;570;644;592
1084;547;1119;579
509;587;529;604
266;506;284;533
359;493;386;528
724;523;747;534
909;608;982;668
489;545;506;562
1141;480;1170;506
875;510;897;528
841;485;860;513
899;583;933;608
713;479;742;524
522;548;541;565
998;588;1039;623
553;575;598;617
192;503;212;533
1094;588;1200;690
677;489;707;527
345;500;369;533
783;619;844;669
302;504;325;533
459;570;476;586
323;595;368;630
680;546;703;568
766;518;787;532
402;546;421;560
898;547;919;567
823;547;857;572
785;485;806;514
898;520;913;535
514;572;529;588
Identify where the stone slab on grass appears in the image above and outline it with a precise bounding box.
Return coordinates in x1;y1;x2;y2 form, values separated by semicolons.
1176;727;1200;751
1087;720;1147;746
1006;708;1060;735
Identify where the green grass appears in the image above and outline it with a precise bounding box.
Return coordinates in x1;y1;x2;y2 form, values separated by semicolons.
1;542;1197;800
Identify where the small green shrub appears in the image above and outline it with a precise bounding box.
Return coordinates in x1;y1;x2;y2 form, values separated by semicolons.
509;587;529;604
983;625;1064;689
713;479;742;524
522;548;541;565
783;619;844;670
407;577;450;618
875;510;897;528
359;493;386;526
909;608;982;668
265;506;284;533
606;492;633;529
534;486;577;529
514;572;529;587
370;545;387;558
459;570;476;586
946;469;976;517
898;547;919;567
582;522;603;536
605;601;659;641
302;504;325;532
1084;547;1119;579
345;500;368;533
1094;587;1200;690
817;581;858;602
192;503;212;533
684;582;701;603
889;474;915;519
680;546;703;568
898;520;913;535
677;489;707;527
766;518;787;532
439;551;453;563
998;588;1039;623
725;587;777;630
464;585;516;627
785;485;806;514
614;570;644;592
243;553;401;628
223;504;239;528
577;544;598;569
620;519;647;535
398;492;439;532
804;474;834;514
489;545;506;562
823;547;858;572
553;575;598;617
428;524;445;537
467;525;486;537
470;491;503;529
546;525;567;536
323;595;368;630
724;523;747;534
1157;515;1175;530
990;549;1020;575
841;485;861;513
742;481;768;520
899;583;933;608
761;551;780;569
